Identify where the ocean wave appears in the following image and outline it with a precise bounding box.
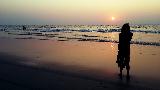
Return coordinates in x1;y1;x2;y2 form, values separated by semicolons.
1;25;160;34
0;25;160;46
78;39;160;46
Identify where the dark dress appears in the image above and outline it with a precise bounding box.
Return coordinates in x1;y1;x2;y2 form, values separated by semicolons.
117;32;133;69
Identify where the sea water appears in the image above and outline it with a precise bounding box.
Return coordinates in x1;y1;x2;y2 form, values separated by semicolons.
0;25;160;46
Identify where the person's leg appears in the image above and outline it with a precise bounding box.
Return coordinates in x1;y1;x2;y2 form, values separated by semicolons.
119;65;123;79
125;56;130;81
119;56;125;79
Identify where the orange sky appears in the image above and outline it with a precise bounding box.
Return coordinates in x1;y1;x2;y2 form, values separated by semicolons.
0;0;160;25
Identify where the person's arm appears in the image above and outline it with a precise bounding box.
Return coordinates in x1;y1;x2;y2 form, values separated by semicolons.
130;33;133;40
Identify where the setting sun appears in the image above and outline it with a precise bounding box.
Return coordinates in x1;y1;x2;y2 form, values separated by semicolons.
111;17;115;21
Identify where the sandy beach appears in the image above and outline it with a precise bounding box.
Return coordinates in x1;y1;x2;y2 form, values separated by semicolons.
0;38;160;90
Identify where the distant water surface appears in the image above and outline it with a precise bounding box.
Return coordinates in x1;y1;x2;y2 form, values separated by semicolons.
0;25;160;46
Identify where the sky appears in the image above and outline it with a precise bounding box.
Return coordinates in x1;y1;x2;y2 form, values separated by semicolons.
0;0;160;25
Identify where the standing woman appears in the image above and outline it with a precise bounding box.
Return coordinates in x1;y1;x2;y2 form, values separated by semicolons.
117;23;133;80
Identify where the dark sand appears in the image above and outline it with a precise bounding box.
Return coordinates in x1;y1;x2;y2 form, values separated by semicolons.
1;53;158;90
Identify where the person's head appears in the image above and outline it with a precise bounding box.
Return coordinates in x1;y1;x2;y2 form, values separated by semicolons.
121;23;130;33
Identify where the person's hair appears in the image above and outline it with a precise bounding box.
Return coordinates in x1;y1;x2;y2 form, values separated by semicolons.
121;23;130;33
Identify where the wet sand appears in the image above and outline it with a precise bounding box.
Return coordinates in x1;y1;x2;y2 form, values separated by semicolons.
0;53;144;90
0;38;160;90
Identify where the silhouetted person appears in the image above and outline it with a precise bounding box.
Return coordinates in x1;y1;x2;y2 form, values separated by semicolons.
23;26;26;30
116;23;133;81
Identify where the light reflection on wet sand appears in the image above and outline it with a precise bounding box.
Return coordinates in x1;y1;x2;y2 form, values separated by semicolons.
0;38;160;87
